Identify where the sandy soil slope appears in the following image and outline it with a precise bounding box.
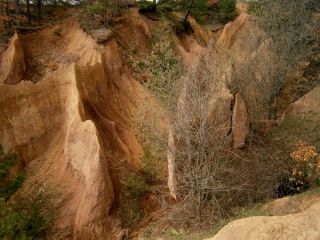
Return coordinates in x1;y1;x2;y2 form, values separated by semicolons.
0;19;146;239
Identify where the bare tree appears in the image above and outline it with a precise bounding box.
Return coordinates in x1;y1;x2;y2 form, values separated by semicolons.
37;0;42;22
227;0;320;124
250;0;319;119
167;43;290;224
169;46;242;222
26;0;31;23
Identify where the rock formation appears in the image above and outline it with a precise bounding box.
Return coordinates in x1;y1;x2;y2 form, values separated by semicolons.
167;125;177;200
208;200;320;240
217;12;274;121
284;85;320;118
232;93;249;148
0;20;144;239
0;32;26;85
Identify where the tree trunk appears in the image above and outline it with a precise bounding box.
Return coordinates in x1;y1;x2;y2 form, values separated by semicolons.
183;0;194;28
6;0;11;29
153;0;157;11
15;0;20;14
37;0;41;23
183;10;191;26
26;0;31;24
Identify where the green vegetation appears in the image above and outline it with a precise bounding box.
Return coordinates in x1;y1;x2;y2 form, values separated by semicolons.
83;0;122;28
0;199;49;240
122;26;176;227
126;174;149;199
0;146;54;240
143;20;183;107
247;0;263;15
119;122;167;228
217;0;237;23
85;2;108;18
120;198;145;228
138;1;157;13
0;173;25;200
0;147;24;200
140;143;164;185
0;150;17;179
120;174;149;228
145;39;182;107
124;18;182;107
138;0;210;17
122;91;169;229
139;0;235;25
179;0;211;25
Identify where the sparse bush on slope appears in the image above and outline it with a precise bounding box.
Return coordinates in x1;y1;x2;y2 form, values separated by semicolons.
138;1;157;13
141;20;183;108
145;39;182;107
168;47;290;224
244;0;319;119
267;114;320;194
217;0;237;23
0;147;24;201
120;174;148;228
0;146;55;240
138;0;219;26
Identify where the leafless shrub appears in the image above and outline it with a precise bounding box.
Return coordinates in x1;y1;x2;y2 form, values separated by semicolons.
169;47;238;223
169;45;290;225
240;0;320;120
132;97;169;184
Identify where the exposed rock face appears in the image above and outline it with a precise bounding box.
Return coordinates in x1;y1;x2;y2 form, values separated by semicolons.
0;62;115;239
208;201;320;240
57;64;115;239
232;93;249;148
284;85;320;118
218;12;268;61
263;193;320;216
175;33;205;65
75;41;143;169
207;84;234;140
217;13;249;49
217;13;273;121
204;13;320;240
167;48;234;198
113;9;151;54
0;73;62;161
0;32;26;84
188;17;211;46
0;21;144;239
